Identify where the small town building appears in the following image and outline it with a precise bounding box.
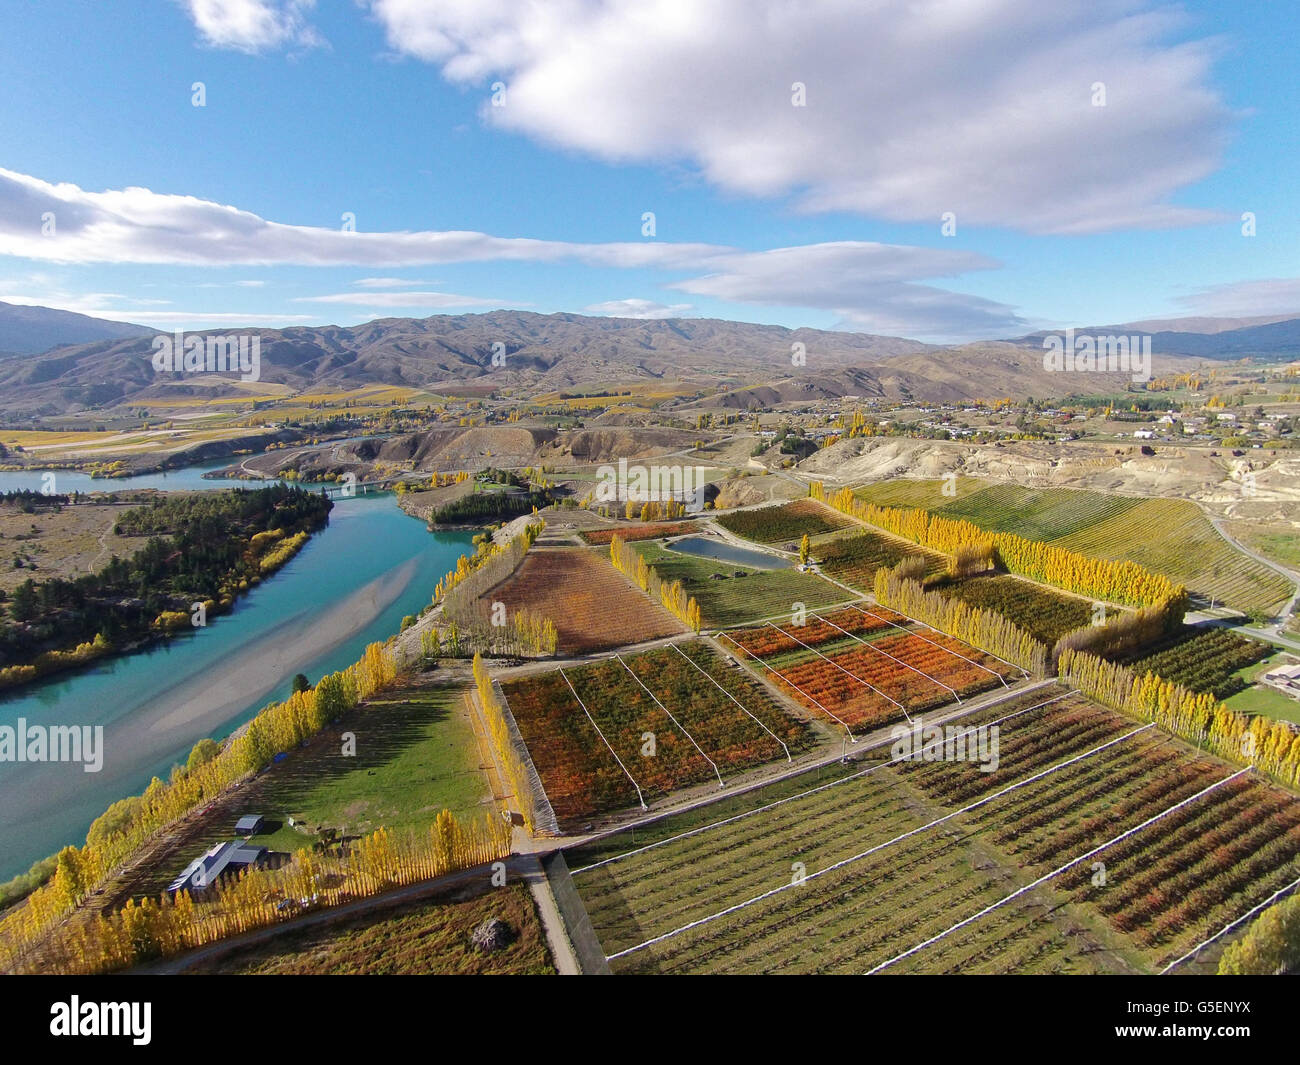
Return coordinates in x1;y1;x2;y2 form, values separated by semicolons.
1263;663;1300;695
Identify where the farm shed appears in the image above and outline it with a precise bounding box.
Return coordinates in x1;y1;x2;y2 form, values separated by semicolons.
167;841;269;895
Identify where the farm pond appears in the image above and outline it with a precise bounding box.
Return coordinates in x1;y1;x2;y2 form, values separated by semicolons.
667;536;791;570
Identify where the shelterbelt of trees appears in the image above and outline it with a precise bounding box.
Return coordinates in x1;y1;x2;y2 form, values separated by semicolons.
0;640;399;973
474;653;545;834
0;485;332;691
811;482;1186;610
1060;647;1300;790
29;810;510;975
609;533;702;632
873;567;1048;675
435;518;559;658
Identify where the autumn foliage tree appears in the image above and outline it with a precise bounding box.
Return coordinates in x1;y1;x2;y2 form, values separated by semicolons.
1058;647;1300;789
609;534;702;632
0;639;400;971
1218;892;1300;975
810;481;1186;610
873;565;1047;675
21;809;510;975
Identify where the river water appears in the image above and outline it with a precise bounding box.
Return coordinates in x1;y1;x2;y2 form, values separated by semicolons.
0;460;473;879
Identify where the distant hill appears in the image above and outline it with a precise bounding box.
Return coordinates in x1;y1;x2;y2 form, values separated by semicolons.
0;310;930;414
1010;314;1300;360
701;342;1211;408
0;306;1274;416
0;302;151;357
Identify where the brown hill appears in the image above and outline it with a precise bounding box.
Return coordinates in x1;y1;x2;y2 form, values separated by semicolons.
0;310;930;415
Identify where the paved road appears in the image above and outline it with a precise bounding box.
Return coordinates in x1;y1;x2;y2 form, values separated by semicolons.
1207;515;1300;632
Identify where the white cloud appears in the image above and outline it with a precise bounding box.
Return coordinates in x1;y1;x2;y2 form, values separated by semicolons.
669;242;1025;339
366;0;1230;234
182;0;322;53
584;298;694;319
0;168;1022;340
1177;278;1300;318
295;290;501;307
0;168;724;269
0;293;312;327
114;310;318;325
351;277;438;288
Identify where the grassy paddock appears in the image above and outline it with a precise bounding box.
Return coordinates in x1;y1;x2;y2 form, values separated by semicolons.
632;539;849;627
142;685;491;898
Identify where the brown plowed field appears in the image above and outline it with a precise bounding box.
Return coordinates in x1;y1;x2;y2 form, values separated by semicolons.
486;547;684;653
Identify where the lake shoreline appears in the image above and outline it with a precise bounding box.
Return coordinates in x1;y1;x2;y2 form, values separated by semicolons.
0;463;475;880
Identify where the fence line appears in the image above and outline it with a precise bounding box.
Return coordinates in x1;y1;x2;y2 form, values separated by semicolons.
491;680;561;836
766;622;912;720
852;606;1009;686
716;631;856;740
812;612;960;702
1159;872;1300;975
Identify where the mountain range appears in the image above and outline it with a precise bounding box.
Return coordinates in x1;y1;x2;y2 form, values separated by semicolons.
0;301;151;357
0;305;1295;416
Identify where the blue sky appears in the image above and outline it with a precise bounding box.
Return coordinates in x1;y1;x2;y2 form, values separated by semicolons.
0;0;1295;342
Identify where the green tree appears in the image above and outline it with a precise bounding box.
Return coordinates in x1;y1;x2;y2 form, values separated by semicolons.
9;579;36;622
1219;894;1300;974
314;672;347;726
291;673;311;694
186;737;220;773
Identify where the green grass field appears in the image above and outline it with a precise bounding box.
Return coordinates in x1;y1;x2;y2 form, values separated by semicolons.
144;684;490;895
1224;657;1300;727
1227;524;1300;569
257;686;490;851
853;476;985;509
632;539;851;626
